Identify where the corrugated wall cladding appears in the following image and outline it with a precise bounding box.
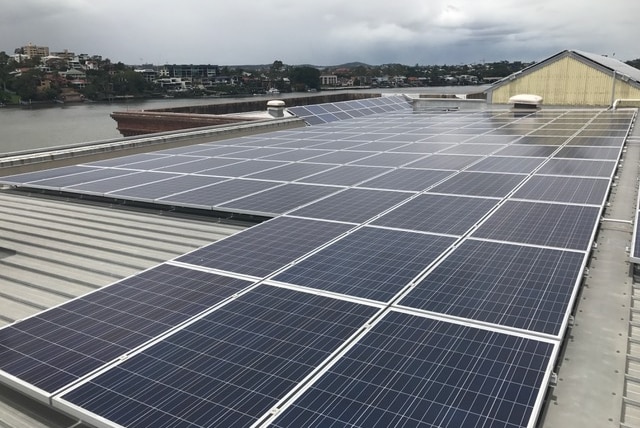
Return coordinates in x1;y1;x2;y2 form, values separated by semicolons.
491;57;640;106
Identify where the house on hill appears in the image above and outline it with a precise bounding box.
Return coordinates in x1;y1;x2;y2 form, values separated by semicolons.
485;49;640;106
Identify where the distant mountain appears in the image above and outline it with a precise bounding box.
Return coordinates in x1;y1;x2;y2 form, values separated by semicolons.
229;61;373;70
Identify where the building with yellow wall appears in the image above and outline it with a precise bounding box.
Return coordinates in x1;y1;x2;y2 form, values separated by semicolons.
485;50;640;106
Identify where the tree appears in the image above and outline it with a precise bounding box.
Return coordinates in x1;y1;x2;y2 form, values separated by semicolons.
0;51;10;92
289;66;320;91
627;59;640;70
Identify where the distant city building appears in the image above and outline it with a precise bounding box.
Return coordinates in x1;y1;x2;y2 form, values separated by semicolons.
20;43;49;58
51;49;75;61
159;64;220;80
320;74;338;86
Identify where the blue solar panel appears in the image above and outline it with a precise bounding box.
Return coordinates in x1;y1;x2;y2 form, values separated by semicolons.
58;286;379;428
218;183;341;216
537;159;617;178
466;156;545;174
0;166;96;185
372;194;498;235
271;311;554;428
17;168;134;189
289;188;411;223
158;179;280;208
430;172;526;198
400;239;585;335
177;216;353;277
108;175;227;200
406;154;482;170
296;165;391;186
358;168;453;192
473;200;601;250
0;264;253;393
513;175;610;205
273;227;455;301
246;162;334;181
65;171;181;194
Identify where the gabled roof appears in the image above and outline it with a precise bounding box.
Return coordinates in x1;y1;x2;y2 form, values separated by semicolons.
487;49;640;91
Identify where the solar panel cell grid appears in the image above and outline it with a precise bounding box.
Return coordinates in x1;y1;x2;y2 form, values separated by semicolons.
400;239;585;335
358;168;453;192
108;175;226;200
272;311;554;428
273;227;456;301
177;216;353;278
473;200;601;250
429;171;526;198
289;188;411;223
59;286;379;428
513;175;610;205
158;179;280;208
218;183;341;215
0;264;253;393
372;193;498;235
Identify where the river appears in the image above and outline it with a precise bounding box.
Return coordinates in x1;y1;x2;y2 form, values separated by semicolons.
0;87;487;156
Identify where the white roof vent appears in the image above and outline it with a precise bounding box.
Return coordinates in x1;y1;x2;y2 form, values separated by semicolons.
509;94;543;109
267;100;286;118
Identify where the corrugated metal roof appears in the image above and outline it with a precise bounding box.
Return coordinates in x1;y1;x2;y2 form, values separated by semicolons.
573;50;640;83
488;49;640;92
0;190;247;428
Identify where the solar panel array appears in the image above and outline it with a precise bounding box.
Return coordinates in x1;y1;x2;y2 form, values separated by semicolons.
0;96;636;428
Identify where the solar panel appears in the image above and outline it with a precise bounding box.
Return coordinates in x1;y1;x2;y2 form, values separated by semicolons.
372;193;499;235
19;168;136;189
466;156;544;174
218;183;341;215
273;227;456;301
245;162;334;181
494;145;558;157
108;154;206;171
270;311;555;428
261;148;329;162
304;150;374;164
64;171;181;194
400;239;585;334
158;179;280;208
441;144;506;155
153;157;243;173
196;159;287;177
0;106;634;428
537;159;617;178
565;136;625;146
513;175;610;205
83;153;170;168
289;188;411;223
350;152;426;167
108;175;227;200
406;154;482;170
553;146;621;160
389;142;454;153
473;200;601;250
429;172;526;198
0;165;98;185
0;264;253;393
296;165;391;186
357;168;453;192
57;286;379;428
176;216;352;277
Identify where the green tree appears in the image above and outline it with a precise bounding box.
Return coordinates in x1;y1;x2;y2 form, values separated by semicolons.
10;69;42;101
289;66;320;91
627;59;640;70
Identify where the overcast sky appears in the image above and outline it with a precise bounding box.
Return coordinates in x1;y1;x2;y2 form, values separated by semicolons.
2;0;639;66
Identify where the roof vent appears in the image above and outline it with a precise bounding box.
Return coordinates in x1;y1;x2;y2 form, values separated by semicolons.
267;100;286;118
509;94;543;110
